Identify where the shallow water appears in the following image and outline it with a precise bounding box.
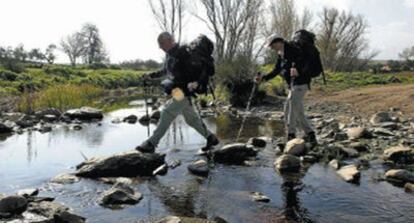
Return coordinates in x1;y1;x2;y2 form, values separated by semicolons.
0;103;413;223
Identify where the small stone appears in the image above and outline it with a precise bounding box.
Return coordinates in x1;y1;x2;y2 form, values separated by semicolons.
168;159;181;169
248;137;267;147
405;183;414;193
111;118;122;124
99;177;133;185
337;165;360;183
100;183;143;206
54;211;86;223
73;125;82;131
250;192;270;203
370;112;392;125
17;188;39;198
275;155;301;172
349;142;369;152
341;147;359;158
346;127;369;140
123;115;138;124
329;159;340;170
383;146;413;163
213;143;257;164
51;173;80;184
188;160;209;177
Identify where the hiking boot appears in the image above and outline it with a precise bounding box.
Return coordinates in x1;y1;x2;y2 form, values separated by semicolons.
135;140;156;153
202;134;219;152
305;132;318;146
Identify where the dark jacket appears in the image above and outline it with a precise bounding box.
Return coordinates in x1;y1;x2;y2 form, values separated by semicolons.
262;42;311;88
150;44;202;96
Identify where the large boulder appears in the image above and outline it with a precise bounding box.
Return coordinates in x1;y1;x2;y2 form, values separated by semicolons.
27;201;69;219
63;107;103;120
0;195;28;217
370;112;392;125
385;169;414;184
213;143;257;164
337;165;360;183
76;151;166;178
35;108;62;120
284;138;306;156
53;211;86;223
100;183;142;206
51;173;80;184
383;146;413;163
274;154;301;172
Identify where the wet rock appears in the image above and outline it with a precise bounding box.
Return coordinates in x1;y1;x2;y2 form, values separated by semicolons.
35;108;62;119
139;114;151;124
39;124;53;133
100;183;142;206
247;137;267;148
379;122;399;130
188;160;209;177
385;169;414;184
63;107;103;121
0;121;14;134
16;115;36;128
17;188;39;198
54;211;86;223
150;110;161;121
72;125;83;131
153;164;168;176
370;112;392;125
329;159;341;170
168;159;181;169
111;118;122;124
284;138;306;156
346;127;370;140
27;201;69;218
157;216;217;223
0;195;28;217
340;147;359;158
51;173;80;184
301;155;319;163
275;155;301;172
99;177;133;185
250;192;270;203
405;183;414;193
349;142;369;152
383;146;413;163
213;143;257;164
337;165;360;183
372;127;395;137
334;132;348;141
75;151;166;178
123;115;138;124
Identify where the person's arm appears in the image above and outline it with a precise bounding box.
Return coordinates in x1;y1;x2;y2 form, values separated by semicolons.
262;56;282;81
148;68;166;78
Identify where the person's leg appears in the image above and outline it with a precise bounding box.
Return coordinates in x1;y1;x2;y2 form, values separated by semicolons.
182;98;219;150
137;98;185;152
285;88;297;140
182;98;212;138
148;98;186;145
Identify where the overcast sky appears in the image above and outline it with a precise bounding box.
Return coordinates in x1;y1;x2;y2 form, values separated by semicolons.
1;0;413;63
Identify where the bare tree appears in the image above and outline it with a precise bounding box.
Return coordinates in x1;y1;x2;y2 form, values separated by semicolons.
317;7;377;72
60;32;86;66
266;0;313;39
80;23;109;64
148;0;186;43
197;0;262;63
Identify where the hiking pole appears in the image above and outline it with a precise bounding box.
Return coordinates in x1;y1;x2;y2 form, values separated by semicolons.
286;63;296;143
235;72;262;142
143;78;150;137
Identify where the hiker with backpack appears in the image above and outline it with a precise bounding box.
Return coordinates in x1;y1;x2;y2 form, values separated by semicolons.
255;30;322;146
136;32;219;153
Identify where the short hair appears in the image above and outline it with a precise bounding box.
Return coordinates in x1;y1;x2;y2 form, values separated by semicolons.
158;32;174;43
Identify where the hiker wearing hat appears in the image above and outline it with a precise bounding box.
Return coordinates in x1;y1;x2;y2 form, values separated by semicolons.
255;34;317;145
136;32;219;153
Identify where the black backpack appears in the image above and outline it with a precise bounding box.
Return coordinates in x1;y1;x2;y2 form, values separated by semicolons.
292;30;326;84
187;35;215;94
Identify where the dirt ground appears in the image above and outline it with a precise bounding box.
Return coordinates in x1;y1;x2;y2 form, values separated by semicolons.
307;84;414;118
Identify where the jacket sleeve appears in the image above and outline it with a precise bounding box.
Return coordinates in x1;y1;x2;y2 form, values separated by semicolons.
262;57;282;81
